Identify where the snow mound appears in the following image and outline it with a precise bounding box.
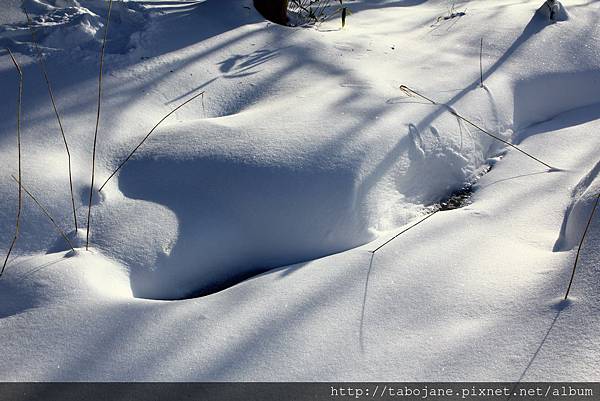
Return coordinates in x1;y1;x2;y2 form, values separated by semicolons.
105;127;373;300
0;250;131;319
92;99;490;300
1;0;600;382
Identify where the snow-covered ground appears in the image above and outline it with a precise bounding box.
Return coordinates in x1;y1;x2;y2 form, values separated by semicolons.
0;0;598;380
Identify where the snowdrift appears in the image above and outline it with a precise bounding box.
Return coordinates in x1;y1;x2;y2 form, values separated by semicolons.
0;0;599;381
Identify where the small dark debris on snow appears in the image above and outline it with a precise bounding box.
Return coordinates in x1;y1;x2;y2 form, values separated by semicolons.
437;164;492;211
439;185;474;211
443;11;465;20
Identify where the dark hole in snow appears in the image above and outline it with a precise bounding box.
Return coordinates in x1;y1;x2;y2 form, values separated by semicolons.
438;184;474;211
435;164;492;211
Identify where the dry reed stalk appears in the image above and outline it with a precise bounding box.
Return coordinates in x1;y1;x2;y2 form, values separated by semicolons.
98;91;205;192
399;85;555;170
564;192;600;300
11;176;76;252
24;10;78;232
479;37;484;88
1;49;24;277
369;209;440;254
85;0;114;250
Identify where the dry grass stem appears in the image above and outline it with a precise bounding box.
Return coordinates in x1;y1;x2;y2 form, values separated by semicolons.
24;10;78;232
1;49;24;277
86;0;114;250
370;209;440;254
400;85;555;170
564;192;600;300
98;90;206;192
479;37;484;88
11;176;76;252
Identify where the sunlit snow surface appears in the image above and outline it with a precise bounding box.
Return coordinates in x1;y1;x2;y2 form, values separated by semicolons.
0;0;599;380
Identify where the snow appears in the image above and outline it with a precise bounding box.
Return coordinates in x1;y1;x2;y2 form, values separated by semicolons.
0;0;599;381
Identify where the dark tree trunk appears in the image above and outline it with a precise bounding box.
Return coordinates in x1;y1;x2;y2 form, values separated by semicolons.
253;0;289;25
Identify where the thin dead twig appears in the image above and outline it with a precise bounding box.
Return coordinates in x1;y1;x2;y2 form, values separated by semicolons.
479;37;484;88
564;192;600;300
24;10;78;232
98;90;205;192
1;49;24;277
11;176;75;253
369;209;440;254
86;0;114;250
399;85;555;170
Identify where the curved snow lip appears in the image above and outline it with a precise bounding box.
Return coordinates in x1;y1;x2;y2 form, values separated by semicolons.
513;71;600;133
554;160;600;252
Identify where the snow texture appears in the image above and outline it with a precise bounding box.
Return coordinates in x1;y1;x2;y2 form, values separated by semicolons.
0;0;599;381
